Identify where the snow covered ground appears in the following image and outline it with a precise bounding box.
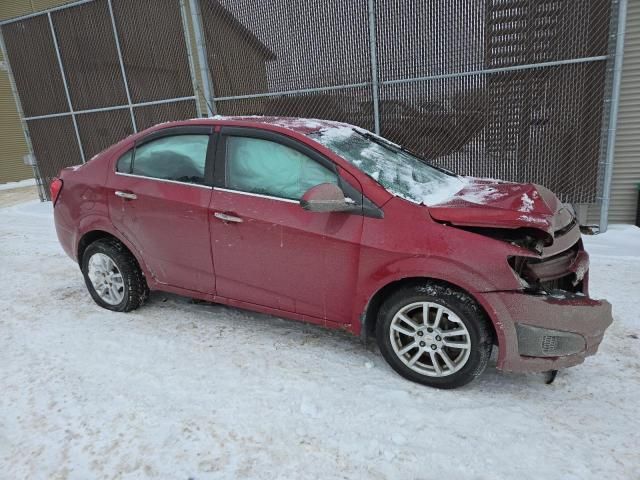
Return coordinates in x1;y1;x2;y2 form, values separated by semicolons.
1;200;638;479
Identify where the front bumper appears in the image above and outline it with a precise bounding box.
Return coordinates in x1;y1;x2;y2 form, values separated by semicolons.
479;290;613;373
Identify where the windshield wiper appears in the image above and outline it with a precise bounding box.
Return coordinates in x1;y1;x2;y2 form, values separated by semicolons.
351;128;400;152
351;128;456;176
399;145;456;176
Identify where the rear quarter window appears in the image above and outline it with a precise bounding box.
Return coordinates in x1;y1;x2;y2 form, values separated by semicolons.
116;150;133;173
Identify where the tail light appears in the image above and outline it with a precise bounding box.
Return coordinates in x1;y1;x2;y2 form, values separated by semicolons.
50;178;63;205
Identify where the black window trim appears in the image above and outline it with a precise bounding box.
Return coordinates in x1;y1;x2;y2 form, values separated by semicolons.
115;126;217;188
215;126;383;218
134;126;213;148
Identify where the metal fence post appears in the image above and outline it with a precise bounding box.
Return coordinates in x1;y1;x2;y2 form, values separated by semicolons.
179;0;202;117
600;0;627;232
188;0;216;116
47;11;86;163
107;0;137;133
0;30;45;201
367;0;380;134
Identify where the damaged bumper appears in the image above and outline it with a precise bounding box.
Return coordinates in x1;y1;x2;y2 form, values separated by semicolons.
480;290;613;373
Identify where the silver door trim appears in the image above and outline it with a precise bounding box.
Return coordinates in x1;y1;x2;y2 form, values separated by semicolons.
115;172;213;190
213;187;300;204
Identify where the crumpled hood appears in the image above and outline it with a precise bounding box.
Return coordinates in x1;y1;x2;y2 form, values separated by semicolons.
428;177;573;237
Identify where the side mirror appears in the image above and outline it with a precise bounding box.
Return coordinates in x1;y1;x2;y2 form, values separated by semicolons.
300;183;358;213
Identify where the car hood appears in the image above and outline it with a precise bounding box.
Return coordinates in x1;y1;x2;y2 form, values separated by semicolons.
428;178;574;238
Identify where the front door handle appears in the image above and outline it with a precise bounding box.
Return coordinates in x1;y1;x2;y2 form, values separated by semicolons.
115;191;137;200
214;212;243;223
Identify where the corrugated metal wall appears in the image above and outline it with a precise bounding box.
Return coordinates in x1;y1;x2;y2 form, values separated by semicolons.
0;1;34;20
610;0;640;224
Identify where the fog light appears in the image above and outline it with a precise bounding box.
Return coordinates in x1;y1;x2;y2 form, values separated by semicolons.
541;335;559;355
516;324;586;357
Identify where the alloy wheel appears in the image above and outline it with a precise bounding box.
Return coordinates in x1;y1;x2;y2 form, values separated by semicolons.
87;252;125;305
389;301;471;377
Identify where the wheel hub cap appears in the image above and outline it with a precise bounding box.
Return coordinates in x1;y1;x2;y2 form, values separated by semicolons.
389;301;472;377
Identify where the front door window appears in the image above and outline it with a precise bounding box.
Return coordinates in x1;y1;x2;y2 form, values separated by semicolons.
225;136;338;200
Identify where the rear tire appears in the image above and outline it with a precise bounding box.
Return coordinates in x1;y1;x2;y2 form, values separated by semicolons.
376;282;493;389
81;238;148;312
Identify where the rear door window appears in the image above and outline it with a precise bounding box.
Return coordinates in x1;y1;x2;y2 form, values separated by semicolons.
128;135;209;185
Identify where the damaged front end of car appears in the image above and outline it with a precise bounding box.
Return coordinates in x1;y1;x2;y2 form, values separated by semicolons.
502;234;612;365
428;180;613;373
508;237;588;295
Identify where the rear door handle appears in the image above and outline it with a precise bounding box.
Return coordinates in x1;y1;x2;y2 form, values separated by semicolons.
214;212;243;223
115;191;137;200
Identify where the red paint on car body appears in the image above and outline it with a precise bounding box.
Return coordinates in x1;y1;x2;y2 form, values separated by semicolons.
52;117;613;373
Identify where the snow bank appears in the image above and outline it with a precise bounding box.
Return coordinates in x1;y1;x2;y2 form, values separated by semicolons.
583;225;640;330
583;224;640;258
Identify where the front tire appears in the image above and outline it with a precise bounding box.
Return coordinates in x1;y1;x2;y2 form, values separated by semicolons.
376;283;493;389
81;238;148;312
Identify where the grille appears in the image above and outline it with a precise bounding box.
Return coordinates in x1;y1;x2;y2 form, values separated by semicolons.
540;274;579;294
541;335;559;355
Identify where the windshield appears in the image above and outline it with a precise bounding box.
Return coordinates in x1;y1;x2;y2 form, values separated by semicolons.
309;127;465;206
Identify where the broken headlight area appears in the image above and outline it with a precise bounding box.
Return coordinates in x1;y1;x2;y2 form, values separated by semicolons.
508;240;587;294
454;226;551;254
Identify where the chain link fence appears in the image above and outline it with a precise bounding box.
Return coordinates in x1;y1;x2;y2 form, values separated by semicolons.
203;0;616;207
0;0;199;199
0;0;620;214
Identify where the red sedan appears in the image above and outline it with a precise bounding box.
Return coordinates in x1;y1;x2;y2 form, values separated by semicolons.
51;116;612;389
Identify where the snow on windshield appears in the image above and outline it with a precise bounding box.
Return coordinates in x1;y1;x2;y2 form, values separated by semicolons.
310;127;466;206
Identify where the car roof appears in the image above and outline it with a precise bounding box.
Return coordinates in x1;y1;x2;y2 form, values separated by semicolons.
175;115;352;135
